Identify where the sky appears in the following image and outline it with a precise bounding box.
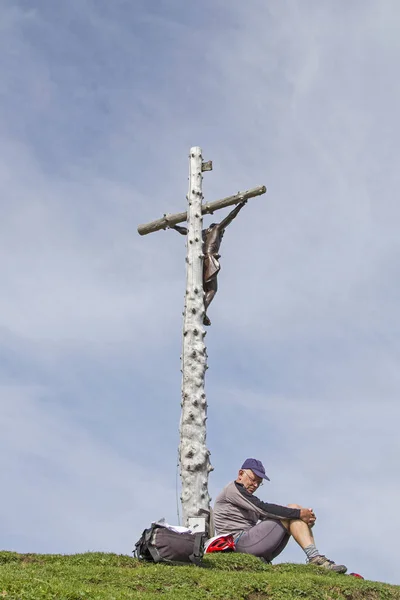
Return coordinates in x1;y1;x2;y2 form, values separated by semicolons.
1;0;400;586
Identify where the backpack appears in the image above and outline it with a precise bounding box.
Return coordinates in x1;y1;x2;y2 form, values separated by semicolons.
134;523;205;566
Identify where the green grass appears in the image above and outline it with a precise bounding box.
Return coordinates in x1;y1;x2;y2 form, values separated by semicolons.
0;550;399;600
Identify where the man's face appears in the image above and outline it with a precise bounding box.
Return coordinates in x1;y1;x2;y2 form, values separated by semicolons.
237;469;263;494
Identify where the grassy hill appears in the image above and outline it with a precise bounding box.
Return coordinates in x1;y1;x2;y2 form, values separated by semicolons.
0;550;399;599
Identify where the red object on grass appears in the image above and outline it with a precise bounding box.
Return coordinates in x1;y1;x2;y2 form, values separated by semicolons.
349;573;364;579
205;534;236;553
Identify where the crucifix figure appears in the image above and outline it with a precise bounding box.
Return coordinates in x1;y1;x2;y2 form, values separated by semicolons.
170;200;247;326
137;146;266;531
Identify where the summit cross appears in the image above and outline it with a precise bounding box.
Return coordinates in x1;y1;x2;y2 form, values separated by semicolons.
137;146;266;531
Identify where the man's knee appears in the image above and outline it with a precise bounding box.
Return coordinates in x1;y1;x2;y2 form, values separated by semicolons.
280;504;302;532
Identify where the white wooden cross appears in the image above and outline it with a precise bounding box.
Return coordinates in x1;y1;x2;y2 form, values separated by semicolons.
138;147;266;531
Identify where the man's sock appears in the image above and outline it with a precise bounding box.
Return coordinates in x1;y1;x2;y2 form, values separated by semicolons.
304;544;320;561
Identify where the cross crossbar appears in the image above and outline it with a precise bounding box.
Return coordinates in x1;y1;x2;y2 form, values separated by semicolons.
137;185;266;236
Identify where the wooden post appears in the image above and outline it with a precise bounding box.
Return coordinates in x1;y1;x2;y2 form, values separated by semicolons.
179;146;212;529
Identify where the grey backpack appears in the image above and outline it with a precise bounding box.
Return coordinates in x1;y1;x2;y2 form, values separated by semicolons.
134;523;205;566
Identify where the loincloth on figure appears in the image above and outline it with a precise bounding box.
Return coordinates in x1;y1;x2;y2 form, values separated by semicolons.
204;254;221;283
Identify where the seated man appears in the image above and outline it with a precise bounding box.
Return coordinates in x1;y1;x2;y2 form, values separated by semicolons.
213;458;347;573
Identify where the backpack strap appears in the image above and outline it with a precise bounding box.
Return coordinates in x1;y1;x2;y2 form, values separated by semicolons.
133;528;149;559
189;532;204;566
144;525;163;563
134;525;162;562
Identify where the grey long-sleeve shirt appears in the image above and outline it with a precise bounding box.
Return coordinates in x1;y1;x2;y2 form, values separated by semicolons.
213;481;301;537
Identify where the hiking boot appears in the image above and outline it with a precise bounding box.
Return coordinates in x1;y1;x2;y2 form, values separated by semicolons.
308;555;347;574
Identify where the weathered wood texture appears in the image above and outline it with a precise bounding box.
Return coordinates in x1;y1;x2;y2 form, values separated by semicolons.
179;147;212;527
137;185;266;236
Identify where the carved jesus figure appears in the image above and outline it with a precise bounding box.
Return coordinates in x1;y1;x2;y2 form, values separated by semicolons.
171;201;247;325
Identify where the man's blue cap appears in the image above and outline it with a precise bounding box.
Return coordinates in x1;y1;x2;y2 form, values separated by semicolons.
241;458;270;481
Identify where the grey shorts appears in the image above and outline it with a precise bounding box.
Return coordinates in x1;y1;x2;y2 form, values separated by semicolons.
235;520;290;562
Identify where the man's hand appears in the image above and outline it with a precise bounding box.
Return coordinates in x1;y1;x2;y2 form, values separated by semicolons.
300;508;316;526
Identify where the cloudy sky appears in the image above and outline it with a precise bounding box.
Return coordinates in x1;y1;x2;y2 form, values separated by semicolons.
1;0;399;586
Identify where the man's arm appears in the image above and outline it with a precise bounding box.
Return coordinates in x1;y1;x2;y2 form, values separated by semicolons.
169;224;188;235
217;200;247;232
233;482;301;521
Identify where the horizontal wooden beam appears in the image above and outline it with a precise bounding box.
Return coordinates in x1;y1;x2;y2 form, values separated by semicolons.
137;185;267;236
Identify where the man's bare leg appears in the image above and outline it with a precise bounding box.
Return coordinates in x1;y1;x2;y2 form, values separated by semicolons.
280;503;347;573
280;504;316;550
